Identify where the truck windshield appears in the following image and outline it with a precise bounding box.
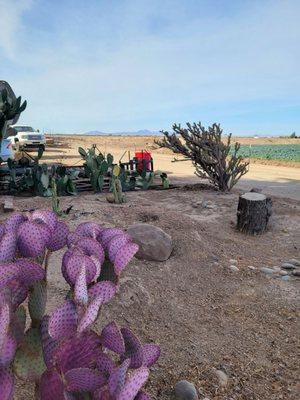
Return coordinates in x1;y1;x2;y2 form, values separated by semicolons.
13;126;35;132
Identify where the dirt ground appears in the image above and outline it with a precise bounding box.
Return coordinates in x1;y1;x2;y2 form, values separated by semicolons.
6;188;299;399
4;135;300;399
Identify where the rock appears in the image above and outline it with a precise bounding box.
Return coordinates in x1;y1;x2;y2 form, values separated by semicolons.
287;259;300;267
229;265;239;272
272;266;281;272
292;269;300;277
127;223;173;261
281;275;291;281
202;201;216;209
279;270;289;276
281;262;296;270
213;369;228;387
106;193;115;203
247;265;256;270
175;380;198;400
229;259;237;264
260;267;274;275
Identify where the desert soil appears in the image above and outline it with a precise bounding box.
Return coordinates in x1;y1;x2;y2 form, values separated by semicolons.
4;135;300;399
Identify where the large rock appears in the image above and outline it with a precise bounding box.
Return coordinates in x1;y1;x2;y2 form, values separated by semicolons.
127;223;173;261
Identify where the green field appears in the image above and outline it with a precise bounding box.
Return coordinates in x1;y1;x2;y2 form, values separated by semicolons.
232;144;300;162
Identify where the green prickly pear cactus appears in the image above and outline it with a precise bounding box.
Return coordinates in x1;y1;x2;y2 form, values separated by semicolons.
107;153;114;166
12;305;26;344
13;327;46;382
107;164;126;204
28;280;47;325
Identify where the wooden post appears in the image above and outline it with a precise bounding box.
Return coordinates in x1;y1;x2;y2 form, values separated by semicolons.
237;192;272;235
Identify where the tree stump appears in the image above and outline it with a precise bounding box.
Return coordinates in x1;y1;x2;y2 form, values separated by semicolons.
237;192;272;234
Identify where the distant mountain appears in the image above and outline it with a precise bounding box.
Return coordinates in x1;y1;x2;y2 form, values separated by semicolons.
83;129;160;136
84;130;106;135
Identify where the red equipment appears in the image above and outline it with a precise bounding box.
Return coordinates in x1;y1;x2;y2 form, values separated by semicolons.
134;151;152;172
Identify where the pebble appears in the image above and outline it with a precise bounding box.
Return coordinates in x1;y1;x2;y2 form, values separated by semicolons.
229;259;237;264
260;267;274;275
272;266;280;271
175;380;198;400
229;265;239;272
279;270;289;276
281;263;296;270
281;275;291;281
247;265;256;270
287;259;300;267
202;201;216;209
292;269;300;277
213;369;228;387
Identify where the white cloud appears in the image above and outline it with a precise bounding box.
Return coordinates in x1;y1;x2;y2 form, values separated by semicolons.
0;0;33;57
3;0;300;133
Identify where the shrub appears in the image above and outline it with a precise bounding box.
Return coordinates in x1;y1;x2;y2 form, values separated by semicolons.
0;211;160;399
156;122;249;191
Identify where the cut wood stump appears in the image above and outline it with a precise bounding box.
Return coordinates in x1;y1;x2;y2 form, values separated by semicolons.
2;196;14;213
237;192;272;235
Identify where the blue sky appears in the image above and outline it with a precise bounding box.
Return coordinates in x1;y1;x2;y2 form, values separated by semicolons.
0;0;299;135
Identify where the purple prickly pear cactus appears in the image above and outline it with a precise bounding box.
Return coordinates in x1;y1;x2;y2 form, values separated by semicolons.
0;210;159;399
0;368;14;400
47;221;69;251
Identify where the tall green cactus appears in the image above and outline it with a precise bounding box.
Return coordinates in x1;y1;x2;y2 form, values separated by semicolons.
107;165;126;204
0;86;27;146
79;145;113;192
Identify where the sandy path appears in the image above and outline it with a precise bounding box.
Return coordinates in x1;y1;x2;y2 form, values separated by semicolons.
148;154;300;200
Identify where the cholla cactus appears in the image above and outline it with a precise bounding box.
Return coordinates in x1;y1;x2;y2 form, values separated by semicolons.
0;211;159;399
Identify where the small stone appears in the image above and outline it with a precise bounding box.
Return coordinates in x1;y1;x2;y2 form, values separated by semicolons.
287;259;300;267
229;265;239;272
292;269;300;277
229;259;237;264
213;369;228;387
272;266;280;271
279;270;289;276
281;275;291;281
175;380;198;400
202;201;216;209
281;263;296;270
248;265;256;270
260;267;274;275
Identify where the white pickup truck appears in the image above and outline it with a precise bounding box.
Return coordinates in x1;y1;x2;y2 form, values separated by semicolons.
5;125;46;150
